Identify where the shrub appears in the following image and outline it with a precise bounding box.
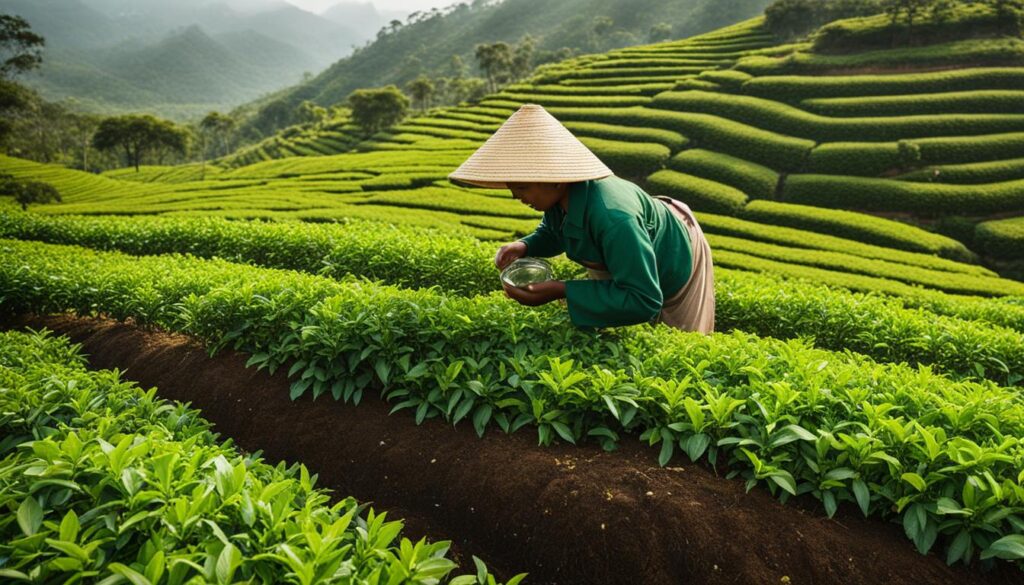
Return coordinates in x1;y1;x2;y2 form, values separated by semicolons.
782;174;1024;216
976;216;1024;261
668;149;779;198
646;169;748;213
741;200;974;261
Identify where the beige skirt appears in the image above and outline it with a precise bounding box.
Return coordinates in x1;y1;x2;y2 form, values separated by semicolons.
581;196;715;334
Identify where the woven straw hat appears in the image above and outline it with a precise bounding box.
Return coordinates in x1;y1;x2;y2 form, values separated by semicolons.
448;103;613;189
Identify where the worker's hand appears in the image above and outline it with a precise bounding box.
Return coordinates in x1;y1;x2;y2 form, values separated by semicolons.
503;280;566;307
495;241;527;270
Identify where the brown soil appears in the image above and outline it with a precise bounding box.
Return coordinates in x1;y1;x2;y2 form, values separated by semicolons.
6;313;1023;585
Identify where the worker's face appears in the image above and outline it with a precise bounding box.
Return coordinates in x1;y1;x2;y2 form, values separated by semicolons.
507;182;566;212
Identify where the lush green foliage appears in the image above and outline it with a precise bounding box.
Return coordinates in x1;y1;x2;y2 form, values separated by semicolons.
976;216;1024;261
0;328;516;585
546;106;815;171
741;67;1024;102
801;90;1024;118
3;239;1024;568
652;90;1024;142
577;137;671;177
709;233;1022;297
782;174;1024;215
740;200;974;261
812;4;1013;53
806;133;1024;176
667;149;779;198
699;212;988;276
734;38;1024;75
896;157;1024;185
2;218;1023;382
646;169;748;213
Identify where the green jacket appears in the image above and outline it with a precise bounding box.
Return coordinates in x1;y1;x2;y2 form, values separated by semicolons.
519;175;693;328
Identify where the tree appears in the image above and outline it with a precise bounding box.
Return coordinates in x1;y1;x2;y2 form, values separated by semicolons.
346;85;409;136
92;114;189;172
474;42;512;93
0;173;61;210
649;22;674;43
0;14;44;79
296;100;327;126
589;16;614;51
200;111;236;159
406;75;435;111
449;54;468;79
510;35;536;82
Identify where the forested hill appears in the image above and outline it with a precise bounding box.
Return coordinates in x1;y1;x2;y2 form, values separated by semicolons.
239;0;771;134
0;0;384;121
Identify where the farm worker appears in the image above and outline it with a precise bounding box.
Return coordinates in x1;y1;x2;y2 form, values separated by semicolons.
447;103;715;333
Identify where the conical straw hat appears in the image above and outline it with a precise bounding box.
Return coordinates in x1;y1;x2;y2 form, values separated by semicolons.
448;103;613;189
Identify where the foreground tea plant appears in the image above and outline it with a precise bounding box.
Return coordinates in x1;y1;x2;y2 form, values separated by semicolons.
1;213;1022;384
0;328;523;584
2;239;1024;568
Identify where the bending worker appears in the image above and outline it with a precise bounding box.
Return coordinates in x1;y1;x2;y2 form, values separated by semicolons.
448;103;715;334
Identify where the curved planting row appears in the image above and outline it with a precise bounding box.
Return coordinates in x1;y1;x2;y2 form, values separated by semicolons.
740;200;973;261
800;90;1024;118
667;149;779;200
805;132;1024;176
732;37;1024;76
708;233;1021;297
976;216;1024;262
0;328;515;585
651;90;1024;142
697;212;990;277
1;214;1022;381
544;106;815;172
2;239;1024;570
740;67;1024;102
896;157;1024;185
782;174;1024;215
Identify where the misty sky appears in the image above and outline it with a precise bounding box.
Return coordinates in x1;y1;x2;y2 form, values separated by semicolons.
287;0;456;14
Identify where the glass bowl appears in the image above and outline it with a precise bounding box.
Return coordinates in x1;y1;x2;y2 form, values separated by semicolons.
501;257;554;289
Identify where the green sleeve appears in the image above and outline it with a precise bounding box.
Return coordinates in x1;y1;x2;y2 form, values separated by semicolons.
564;219;664;328
519;213;565;258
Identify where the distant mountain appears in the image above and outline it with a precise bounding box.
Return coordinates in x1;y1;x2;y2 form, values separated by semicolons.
23;24;318;120
321;1;406;35
0;0;370;119
0;0;127;48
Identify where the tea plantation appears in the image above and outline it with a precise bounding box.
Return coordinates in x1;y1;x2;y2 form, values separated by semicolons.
3;7;1024;583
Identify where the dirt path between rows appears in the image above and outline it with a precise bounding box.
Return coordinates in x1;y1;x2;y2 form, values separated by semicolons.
6;314;1022;585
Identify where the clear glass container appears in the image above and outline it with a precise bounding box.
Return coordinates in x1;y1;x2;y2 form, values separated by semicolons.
500;257;554;288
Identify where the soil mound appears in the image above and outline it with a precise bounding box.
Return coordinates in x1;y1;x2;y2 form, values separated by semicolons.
6;314;1021;585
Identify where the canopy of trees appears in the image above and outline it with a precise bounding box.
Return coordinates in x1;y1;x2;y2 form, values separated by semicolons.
346;85;410;136
92;114;190;172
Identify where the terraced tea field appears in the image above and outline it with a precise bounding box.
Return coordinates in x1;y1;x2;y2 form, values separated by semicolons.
3;10;1024;585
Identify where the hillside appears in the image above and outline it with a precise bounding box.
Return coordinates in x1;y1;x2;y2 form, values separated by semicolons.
234;0;772;135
